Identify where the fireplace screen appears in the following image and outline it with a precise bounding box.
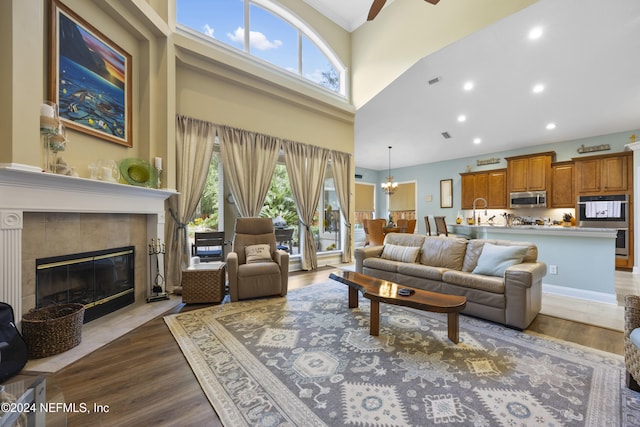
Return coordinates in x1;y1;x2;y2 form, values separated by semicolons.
36;246;135;323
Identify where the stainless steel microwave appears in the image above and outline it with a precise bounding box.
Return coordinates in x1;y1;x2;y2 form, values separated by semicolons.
509;191;547;208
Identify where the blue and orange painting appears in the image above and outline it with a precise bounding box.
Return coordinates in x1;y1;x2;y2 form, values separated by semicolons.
56;10;128;144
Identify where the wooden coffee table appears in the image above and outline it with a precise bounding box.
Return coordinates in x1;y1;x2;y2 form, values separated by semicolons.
329;271;467;343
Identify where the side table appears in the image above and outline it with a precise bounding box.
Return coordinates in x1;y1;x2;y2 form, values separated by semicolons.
181;262;226;304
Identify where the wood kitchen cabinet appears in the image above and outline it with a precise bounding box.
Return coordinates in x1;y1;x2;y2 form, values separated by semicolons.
551;161;575;208
460;169;506;209
487;169;507;208
505;152;554;193
573;151;632;195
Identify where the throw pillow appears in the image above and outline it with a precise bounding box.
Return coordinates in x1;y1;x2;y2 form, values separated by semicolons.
472;243;528;277
245;244;272;264
381;244;420;263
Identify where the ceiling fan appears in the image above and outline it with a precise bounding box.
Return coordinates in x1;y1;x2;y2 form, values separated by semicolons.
368;0;441;21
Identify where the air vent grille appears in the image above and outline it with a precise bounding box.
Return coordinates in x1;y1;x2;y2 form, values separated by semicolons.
441;132;451;139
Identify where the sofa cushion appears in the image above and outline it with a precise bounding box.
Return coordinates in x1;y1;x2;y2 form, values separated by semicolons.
363;257;400;273
397;263;448;281
442;270;505;294
462;239;537;272
420;236;468;270
472;243;528;277
381;243;421;263
383;233;427;247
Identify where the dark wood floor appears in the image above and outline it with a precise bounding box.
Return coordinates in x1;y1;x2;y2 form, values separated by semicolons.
23;267;622;426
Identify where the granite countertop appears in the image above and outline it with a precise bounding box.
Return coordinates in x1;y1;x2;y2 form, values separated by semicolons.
449;223;618;238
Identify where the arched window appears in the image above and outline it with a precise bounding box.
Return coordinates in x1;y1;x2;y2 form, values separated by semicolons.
177;0;346;96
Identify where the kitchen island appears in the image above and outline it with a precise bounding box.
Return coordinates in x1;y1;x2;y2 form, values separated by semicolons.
449;224;618;303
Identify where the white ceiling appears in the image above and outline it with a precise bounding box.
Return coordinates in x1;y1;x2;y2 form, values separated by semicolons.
304;0;640;171
302;0;386;32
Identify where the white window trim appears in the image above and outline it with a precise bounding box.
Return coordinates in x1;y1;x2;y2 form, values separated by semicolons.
176;0;347;97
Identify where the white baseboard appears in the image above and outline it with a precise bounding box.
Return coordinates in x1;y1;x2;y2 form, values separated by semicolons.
542;283;617;305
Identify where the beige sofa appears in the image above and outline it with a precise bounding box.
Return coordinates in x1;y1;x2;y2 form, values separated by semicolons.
354;233;547;330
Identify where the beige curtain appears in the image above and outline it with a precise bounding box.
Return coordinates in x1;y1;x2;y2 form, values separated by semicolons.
331;150;353;263
219;126;280;217
166;115;217;290
284;140;329;270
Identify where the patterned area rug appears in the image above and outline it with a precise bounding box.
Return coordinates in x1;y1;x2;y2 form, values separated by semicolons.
165;281;640;426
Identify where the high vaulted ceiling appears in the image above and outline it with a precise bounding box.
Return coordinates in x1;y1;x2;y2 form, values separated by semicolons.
304;0;640;171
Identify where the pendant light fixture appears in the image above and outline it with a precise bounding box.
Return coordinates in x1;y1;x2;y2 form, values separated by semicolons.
381;146;398;195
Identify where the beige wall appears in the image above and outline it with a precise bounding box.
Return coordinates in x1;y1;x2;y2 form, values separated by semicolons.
1;0;352;191
351;0;537;108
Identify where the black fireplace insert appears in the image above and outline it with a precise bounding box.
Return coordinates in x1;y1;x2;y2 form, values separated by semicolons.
35;246;135;323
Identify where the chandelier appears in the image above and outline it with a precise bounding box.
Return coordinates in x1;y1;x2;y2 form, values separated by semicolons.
381;146;398;195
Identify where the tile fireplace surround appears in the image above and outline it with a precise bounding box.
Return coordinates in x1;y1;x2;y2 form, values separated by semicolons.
0;163;177;325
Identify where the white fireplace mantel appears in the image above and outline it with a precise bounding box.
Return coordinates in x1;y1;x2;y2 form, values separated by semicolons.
0;163;177;325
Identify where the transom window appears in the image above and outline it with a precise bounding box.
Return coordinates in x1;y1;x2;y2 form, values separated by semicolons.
177;0;345;95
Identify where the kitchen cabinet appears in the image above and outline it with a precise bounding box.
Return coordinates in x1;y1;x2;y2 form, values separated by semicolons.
505;152;554;193
551;161;575;208
487;169;507;208
573;151;632;194
460;169;506;209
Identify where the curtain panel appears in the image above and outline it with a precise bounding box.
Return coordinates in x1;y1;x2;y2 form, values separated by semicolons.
218;126;280;217
167;115;217;290
283;140;329;270
331;150;353;263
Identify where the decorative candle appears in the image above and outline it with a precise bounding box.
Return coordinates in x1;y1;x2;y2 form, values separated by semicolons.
154;157;162;170
40;103;55;118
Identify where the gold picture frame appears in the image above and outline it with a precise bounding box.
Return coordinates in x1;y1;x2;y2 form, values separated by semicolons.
440;179;453;208
49;0;132;147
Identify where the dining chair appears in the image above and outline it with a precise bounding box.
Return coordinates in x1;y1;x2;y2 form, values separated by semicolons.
433;216;450;236
397;219;416;234
366;219;385;246
424;216;433;236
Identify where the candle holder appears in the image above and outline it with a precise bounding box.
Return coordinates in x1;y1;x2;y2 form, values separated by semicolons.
156;167;162;189
147;237;169;302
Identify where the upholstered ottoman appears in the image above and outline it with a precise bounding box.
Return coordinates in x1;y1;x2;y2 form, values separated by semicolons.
181;262;226;304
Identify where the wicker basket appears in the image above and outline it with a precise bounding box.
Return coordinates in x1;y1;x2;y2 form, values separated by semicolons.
182;264;226;304
22;303;85;359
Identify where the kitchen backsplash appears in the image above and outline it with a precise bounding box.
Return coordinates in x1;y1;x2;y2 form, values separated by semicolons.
460;207;576;226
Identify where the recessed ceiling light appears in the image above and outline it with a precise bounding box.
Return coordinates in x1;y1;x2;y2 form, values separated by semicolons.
463;81;474;91
473;138;482;144
529;26;543;40
532;83;545;93
457;114;467;122
546;123;556;130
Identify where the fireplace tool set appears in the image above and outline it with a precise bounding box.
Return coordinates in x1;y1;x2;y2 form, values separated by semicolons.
147;238;169;302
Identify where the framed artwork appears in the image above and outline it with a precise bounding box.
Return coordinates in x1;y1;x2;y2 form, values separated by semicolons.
49;0;132;147
440;179;453;208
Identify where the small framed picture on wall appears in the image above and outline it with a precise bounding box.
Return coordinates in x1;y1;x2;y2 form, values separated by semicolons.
440;179;453;208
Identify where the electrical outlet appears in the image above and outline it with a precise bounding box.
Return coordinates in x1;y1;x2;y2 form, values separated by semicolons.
549;265;558;275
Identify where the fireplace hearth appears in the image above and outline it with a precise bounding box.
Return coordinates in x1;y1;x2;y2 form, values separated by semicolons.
36;246;135;323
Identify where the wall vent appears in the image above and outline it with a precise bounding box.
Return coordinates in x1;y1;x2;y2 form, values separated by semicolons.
441;131;451;139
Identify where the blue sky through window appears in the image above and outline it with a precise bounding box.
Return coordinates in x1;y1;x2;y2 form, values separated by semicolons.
177;0;340;92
